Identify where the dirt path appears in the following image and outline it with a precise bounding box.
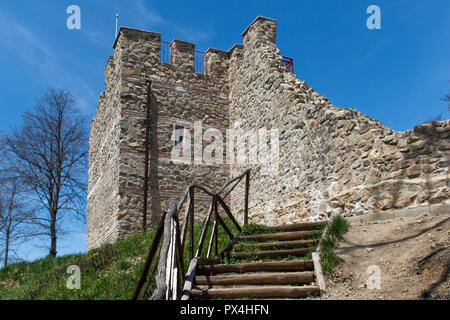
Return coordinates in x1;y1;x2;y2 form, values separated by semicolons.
320;213;449;300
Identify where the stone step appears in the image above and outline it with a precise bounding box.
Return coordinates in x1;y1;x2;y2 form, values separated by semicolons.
197;259;314;276
240;230;321;242
232;248;313;260
195;271;315;286
236;239;318;251
191;285;320;299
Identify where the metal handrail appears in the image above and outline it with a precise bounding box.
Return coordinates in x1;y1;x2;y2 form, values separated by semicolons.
282;56;294;73
163;40;291;74
161;41;170;64
160;41;205;73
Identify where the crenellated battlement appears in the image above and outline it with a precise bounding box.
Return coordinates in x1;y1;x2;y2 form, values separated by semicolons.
100;16;282;100
108;26;238;82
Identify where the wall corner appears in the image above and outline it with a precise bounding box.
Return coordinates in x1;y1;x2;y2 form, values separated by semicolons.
241;16;277;45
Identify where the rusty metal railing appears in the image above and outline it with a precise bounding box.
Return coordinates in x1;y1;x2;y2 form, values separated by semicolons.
194;50;205;74
161;41;170;64
282;56;294;73
160;41;205;74
162;40;292;74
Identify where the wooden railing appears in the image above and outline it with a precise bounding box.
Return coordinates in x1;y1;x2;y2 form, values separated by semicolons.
132;169;251;300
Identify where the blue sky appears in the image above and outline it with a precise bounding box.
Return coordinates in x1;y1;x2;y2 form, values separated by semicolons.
0;0;449;261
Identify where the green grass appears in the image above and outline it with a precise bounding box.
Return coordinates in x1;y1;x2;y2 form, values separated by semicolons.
327;215;349;239
223;225;325;264
0;218;239;300
242;224;277;235
223;251;313;265
320;215;350;277
430;243;442;251
225;223;323;264
233;243;259;253
0;231;156;300
234;237;319;253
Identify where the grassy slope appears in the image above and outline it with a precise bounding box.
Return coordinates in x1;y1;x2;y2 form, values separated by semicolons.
0;219;240;300
0;231;156;300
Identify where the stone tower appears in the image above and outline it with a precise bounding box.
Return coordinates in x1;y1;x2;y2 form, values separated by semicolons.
88;17;449;249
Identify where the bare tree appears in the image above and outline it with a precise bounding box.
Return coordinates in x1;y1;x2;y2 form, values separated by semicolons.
442;93;450;111
442;81;450;111
0;143;34;267
425;113;443;124
2;88;88;257
0;191;5;234
0;177;33;267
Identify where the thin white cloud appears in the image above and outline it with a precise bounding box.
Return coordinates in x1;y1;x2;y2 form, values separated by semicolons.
0;11;97;114
133;0;165;26
173;25;213;43
118;0;212;43
85;30;111;48
0;11;53;62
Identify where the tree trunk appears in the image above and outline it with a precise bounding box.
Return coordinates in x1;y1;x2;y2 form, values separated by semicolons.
4;189;14;267
4;231;9;268
49;217;57;257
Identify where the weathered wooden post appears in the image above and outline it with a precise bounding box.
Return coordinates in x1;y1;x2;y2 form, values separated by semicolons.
150;201;177;300
195;196;215;258
214;199;218;257
132;210;166;300
244;169;250;225
189;187;195;261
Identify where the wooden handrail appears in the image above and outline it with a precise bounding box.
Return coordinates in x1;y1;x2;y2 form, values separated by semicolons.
195;196;215;258
150;201;177;300
216;194;242;232
188;187;194;261
216;168;250;195
132;169;251;300
244;170;250;225
181;258;198;300
206;219;217;259
131;210;167;300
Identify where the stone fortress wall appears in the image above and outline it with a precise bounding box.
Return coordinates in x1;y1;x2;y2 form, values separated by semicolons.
88;29;232;249
88;16;449;249
228;17;449;226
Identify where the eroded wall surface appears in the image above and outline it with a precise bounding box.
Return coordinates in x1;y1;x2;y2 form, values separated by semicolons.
228;17;449;225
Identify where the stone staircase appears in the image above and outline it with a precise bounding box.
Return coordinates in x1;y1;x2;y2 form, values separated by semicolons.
191;221;326;299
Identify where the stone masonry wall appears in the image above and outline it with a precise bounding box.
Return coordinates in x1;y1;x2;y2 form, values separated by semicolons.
87;56;122;249
88;17;449;249
228;17;449;226
88;28;232;249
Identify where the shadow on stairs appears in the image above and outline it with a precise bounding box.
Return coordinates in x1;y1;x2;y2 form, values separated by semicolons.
191;221;326;299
